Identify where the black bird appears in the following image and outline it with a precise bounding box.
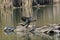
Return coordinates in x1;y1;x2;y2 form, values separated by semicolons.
21;16;36;28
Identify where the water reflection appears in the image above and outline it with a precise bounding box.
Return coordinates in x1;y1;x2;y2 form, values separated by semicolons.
4;31;15;35
15;31;31;40
13;8;22;26
0;3;60;40
33;4;60;26
33;5;53;26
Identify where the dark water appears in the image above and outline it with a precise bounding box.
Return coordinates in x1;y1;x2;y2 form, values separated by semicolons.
0;3;60;40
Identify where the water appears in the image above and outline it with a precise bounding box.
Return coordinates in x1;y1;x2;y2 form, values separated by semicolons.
0;3;60;40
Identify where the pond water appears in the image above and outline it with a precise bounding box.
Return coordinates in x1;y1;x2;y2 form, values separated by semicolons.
0;3;60;40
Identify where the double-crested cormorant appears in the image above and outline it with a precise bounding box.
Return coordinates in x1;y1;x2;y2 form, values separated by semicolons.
21;16;36;28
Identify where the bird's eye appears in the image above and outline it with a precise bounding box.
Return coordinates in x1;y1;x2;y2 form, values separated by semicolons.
58;27;60;30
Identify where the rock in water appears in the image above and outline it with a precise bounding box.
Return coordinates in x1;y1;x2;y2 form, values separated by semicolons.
4;26;16;32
